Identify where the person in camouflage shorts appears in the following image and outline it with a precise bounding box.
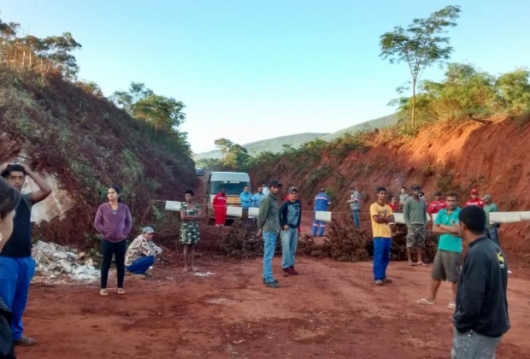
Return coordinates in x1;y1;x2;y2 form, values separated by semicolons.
403;185;428;266
407;224;426;248
180;189;202;272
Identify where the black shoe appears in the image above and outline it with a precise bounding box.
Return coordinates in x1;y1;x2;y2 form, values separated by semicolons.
262;278;279;284
265;281;280;288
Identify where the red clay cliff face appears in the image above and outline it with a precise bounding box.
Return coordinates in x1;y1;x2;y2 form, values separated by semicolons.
251;116;530;252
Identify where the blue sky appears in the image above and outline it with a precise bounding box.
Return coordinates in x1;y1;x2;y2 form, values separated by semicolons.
3;1;530;153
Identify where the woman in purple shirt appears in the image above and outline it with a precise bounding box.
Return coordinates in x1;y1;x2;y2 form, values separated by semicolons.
94;186;132;296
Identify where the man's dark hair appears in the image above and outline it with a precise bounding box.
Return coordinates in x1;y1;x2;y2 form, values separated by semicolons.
0;177;21;219
185;189;195;196
377;187;387;193
401;186;406;190
446;191;458;199
458;206;486;235
1;164;26;179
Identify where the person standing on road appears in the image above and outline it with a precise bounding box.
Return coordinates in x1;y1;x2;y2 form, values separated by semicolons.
483;194;500;246
348;187;362;228
94;185;133;297
283;190;301;236
125;226;162;277
427;191;447;223
0;177;21;359
261;182;270;195
257;180;282;288
464;189;484;208
212;188;227;227
240;186;253;219
312;189;331;237
0;163;52;346
399;187;409;208
180;189;202;272
370;187;394;286
451;206;510;359
252;186;266;208
403;185;428;266
417;192;461;309
279;187;302;277
388;195;399;212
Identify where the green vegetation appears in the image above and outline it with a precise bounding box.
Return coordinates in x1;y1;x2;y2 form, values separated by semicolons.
380;5;462;126
0;13;196;246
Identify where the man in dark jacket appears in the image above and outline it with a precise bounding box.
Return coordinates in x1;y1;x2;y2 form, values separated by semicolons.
0;299;16;358
279;187;302;277
451;206;510;359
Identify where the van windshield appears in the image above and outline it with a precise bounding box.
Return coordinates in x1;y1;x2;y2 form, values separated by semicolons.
210;181;249;196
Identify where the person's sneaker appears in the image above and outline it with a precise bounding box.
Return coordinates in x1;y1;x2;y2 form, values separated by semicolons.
282;269;290;277
382;278;392;284
15;336;36;346
265;281;279;288
288;267;299;275
375;280;384;286
262;278;279;284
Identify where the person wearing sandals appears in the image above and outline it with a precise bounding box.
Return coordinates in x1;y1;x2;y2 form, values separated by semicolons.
180;189;202;272
94;185;132;296
417;191;461;309
370;187;394;286
403;185;428;266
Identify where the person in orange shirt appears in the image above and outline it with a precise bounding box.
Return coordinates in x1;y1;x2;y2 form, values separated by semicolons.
370;187;395;286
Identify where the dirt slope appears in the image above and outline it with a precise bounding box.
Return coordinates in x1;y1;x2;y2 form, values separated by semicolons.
251;116;530;252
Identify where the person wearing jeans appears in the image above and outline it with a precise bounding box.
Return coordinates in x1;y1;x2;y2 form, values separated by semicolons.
125;226;162;276
0;163;52;347
370;187;394;286
257;180;282;288
279;187;302;277
94;185;133;296
348;187;362;228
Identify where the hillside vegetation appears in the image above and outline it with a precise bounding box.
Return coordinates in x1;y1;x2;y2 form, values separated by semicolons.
0;15;196;246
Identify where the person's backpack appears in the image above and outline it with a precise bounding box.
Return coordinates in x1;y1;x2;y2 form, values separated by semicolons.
0;299;16;359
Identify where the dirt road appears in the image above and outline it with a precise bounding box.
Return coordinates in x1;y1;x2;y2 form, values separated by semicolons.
16;174;530;358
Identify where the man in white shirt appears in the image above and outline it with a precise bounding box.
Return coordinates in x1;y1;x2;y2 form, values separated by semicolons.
261;182;270;195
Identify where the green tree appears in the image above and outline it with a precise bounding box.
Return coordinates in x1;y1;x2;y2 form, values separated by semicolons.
214;138;234;160
495;69;530;114
380;5;461;126
224;144;252;171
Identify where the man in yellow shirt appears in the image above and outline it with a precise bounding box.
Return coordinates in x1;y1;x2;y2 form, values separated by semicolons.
370;187;395;286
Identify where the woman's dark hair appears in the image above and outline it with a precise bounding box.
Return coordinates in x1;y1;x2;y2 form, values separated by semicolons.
458;206;486;235
185;189;195;197
109;185;122;203
1;164;26;179
0;177;21;219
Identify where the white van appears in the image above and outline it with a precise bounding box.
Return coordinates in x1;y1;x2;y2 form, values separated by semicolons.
206;171;251;224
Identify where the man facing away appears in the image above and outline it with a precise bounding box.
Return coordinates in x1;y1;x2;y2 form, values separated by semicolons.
257;180;282;288
0;163;52;346
212;188;227;228
464;189;484;208
279;187;302;277
370;187;394;286
312;188;331;237
427;190;447;222
483;194;500;246
403;185;427;266
451;206;509;359
348;187;362;228
125;226;162;277
417;192;461;309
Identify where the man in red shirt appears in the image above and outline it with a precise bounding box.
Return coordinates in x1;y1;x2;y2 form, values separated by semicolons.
212;188;227;227
464;189;484;208
427;191;447;222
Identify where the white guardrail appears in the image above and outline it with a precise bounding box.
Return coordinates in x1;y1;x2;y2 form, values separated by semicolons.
163;201;530;225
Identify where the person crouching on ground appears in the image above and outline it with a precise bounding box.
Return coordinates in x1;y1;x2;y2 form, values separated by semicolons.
94;185;133;297
451;206;510;359
125;226;162;277
370;187;394;286
180;189;202;272
279;187;302;277
0;177;21;359
257;180;282;288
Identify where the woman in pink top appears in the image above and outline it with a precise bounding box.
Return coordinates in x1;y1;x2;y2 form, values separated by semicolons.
94;186;132;297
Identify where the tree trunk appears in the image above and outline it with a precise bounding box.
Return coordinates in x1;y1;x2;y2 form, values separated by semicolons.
411;77;417;127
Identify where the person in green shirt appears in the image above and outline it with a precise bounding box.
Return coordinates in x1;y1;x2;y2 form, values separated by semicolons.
417;191;461;309
483;194;500;246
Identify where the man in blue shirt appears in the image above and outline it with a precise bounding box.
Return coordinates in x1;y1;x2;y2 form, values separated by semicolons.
312;188;331;237
417;191;461;309
239;186;253;219
251;186;266;208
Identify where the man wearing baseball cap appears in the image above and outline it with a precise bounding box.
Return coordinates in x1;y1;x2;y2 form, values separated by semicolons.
125;226;162;277
464;189;484;208
257;180;282;288
279;187;302;277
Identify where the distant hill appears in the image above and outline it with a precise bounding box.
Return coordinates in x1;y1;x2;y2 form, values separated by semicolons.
193;132;328;160
193;114;398;160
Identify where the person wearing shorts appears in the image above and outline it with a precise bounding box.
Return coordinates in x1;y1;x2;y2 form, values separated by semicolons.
417;191;461;309
403;185;427;266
